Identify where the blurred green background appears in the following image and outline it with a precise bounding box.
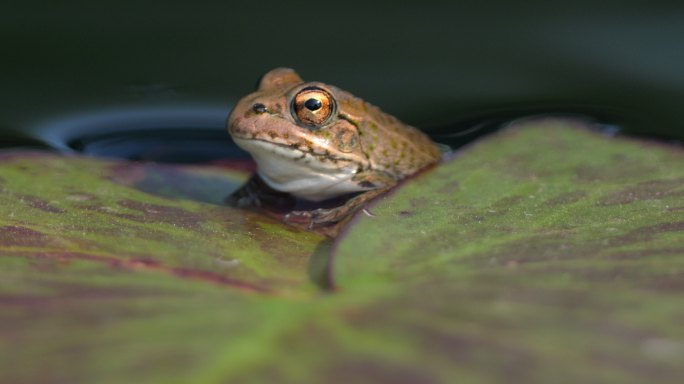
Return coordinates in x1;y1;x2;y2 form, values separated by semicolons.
2;1;684;150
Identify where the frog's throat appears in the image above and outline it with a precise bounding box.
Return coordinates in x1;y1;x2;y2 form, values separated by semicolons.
232;137;372;201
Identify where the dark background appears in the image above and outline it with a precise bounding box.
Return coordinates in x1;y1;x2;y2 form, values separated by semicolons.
3;1;684;153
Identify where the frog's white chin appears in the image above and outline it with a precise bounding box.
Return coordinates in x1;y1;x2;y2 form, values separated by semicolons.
233;137;370;201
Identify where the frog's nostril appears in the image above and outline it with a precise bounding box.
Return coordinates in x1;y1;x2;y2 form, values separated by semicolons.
252;103;268;114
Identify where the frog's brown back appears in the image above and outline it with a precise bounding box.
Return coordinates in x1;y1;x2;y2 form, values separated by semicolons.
336;90;441;178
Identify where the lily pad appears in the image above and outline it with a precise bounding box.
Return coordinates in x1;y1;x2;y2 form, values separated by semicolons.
2;118;684;383
0;152;326;294
333;118;684;382
0;151;332;383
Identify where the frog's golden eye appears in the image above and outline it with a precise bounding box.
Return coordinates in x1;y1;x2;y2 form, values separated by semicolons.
292;87;335;127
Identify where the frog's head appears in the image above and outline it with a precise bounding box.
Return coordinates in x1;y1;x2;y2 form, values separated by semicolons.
227;68;371;200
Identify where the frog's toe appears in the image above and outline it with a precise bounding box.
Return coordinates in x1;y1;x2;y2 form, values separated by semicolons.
284;210;313;224
285;208;340;229
309;208;344;226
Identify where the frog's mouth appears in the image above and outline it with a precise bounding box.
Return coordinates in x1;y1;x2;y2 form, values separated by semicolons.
231;137;369;201
232;137;358;172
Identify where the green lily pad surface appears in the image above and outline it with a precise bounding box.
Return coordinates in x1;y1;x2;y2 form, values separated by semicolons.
333;118;684;382
0;153;328;382
2;118;684;383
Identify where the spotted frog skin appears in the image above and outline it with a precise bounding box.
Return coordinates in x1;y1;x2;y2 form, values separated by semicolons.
227;68;441;230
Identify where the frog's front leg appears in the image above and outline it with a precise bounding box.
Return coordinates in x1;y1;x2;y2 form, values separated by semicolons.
225;174;263;208
225;174;297;215
285;171;396;228
284;188;389;228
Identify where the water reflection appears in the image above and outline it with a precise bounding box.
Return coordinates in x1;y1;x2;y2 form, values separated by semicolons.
30;106;251;163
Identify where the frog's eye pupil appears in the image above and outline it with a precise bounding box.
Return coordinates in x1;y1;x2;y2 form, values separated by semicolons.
304;98;322;111
292;86;335;128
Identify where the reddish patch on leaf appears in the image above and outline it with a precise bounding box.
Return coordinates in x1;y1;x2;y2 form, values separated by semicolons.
19;194;66;213
12;251;272;293
0;150;53;161
611;221;684;246
106;162;147;186
0;225;51;247
648;272;684;293
116;199;205;230
598;178;684;205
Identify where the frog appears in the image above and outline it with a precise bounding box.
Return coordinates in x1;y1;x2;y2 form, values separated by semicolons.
226;68;442;232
